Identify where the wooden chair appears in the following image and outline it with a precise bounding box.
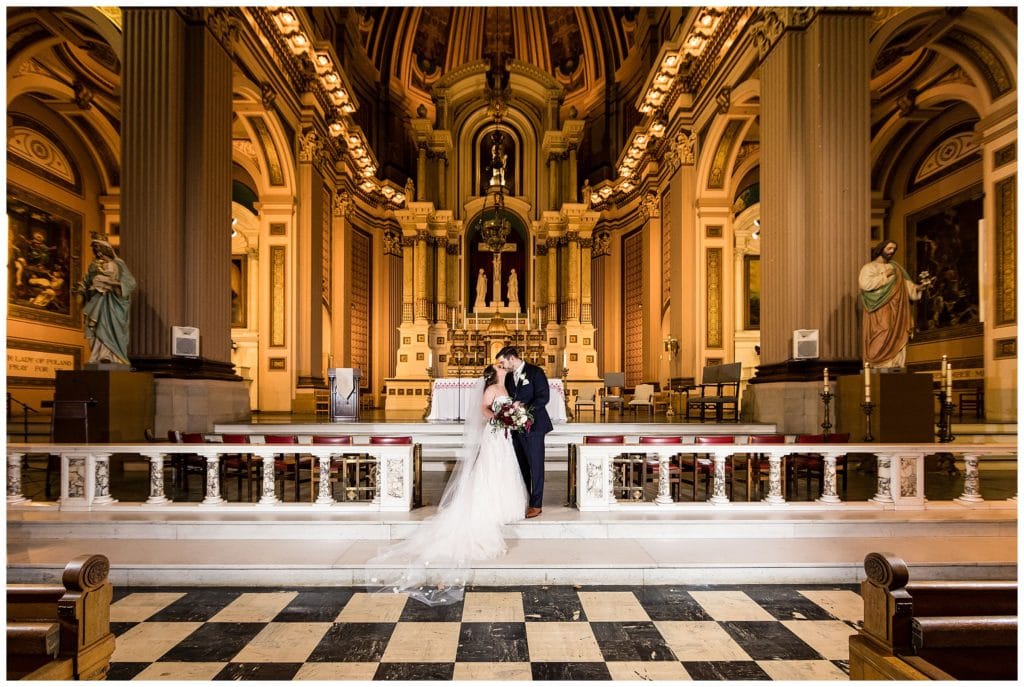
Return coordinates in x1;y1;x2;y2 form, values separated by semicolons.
259;434;303;501
679;435;736;501
686;363;742;422
789;433;850;499
640;436;684;500
310;435;353;501
574;388;598;419
628;383;656;418
745;434;786;501
600;372;625;417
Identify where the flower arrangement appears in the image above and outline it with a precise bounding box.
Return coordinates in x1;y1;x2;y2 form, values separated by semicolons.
490;399;534;436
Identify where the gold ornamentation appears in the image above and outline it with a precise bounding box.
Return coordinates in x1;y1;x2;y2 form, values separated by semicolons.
706;247;722;347
995;176;1015;325
270;246;286;346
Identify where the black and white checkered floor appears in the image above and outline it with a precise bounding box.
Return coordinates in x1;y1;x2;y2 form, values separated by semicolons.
107;584;862;681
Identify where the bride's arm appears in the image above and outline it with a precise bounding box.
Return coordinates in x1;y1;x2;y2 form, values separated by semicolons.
481;388;497;419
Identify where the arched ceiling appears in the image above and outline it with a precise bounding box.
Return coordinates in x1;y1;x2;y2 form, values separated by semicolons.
355;7;639;104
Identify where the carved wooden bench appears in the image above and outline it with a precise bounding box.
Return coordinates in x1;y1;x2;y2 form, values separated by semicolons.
7;554;115;680
849;552;1017;680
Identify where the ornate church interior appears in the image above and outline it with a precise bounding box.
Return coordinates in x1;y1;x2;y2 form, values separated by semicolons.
5;6;1018;681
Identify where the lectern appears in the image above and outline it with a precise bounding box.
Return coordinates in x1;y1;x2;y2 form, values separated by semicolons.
327;368;361;421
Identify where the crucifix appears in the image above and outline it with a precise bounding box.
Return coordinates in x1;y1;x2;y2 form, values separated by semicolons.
478;239;516;307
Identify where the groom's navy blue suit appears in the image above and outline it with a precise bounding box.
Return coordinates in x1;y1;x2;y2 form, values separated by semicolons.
505;362;553;509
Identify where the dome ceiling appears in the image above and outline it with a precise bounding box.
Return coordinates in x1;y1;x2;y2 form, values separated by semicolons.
357;7;638;102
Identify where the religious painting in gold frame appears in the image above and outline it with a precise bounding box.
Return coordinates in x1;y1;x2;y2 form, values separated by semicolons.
744;255;761;330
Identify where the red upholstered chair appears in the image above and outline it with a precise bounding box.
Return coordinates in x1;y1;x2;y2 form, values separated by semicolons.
369;435;413;444
789;433;850;499
218;433;257;502
309;436;354;500
583;435;625;444
170;431;207;498
312;435;353;445
746;434;786;500
259;434;304;501
679;435;736;501
640;436;684;500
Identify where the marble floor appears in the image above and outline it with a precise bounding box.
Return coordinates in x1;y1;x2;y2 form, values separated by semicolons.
105;583;862;681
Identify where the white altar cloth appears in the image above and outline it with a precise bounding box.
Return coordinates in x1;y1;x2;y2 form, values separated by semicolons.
425;377;567;423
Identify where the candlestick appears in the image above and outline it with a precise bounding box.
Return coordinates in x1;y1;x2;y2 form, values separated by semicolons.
863;363;871;403
861;401;875;442
820;389;834;434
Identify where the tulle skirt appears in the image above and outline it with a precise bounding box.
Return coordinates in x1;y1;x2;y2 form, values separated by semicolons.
367;426;527;604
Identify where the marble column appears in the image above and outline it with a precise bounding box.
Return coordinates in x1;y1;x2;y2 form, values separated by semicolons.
414;231;429;322
402;236;414;322
122;9;234;374
435;237;448;323
331;192;352;367
294;132;325;393
568;146;578;203
7;453;27;504
758;10;870;368
548;155;559;210
546;238;560;324
580;236;592;323
145;452;170;505
416;145;427;201
567;233;580;321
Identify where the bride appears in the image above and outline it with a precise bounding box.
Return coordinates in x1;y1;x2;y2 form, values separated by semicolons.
368;364;527;605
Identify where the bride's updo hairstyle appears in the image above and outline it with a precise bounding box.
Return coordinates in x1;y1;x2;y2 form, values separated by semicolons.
482;364;498;387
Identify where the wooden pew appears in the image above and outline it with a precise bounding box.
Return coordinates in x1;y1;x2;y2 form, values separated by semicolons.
849;551;1017;680
7;554;115;680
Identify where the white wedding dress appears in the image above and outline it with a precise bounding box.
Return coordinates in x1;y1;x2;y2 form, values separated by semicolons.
368;388;527;605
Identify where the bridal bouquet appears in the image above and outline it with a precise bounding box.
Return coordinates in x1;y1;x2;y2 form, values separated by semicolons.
490;399;534;436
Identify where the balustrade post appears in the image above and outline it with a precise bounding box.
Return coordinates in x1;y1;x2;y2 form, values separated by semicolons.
817;452;841;503
763;454;785;504
870;454;894;504
372;458;381;505
144;452;170;505
92;453;115;506
316;454;334;505
655;452;673;505
258;453;278;504
709;454;730;504
201;455;224;505
955;454;984;504
7;453;28;504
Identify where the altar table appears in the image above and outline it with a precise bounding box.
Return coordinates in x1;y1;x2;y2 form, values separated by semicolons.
425;378;567;423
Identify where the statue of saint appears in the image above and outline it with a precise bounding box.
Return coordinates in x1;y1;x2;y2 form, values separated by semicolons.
475;268;488;308
507;268;519;306
859;240;932;368
77;234;136;365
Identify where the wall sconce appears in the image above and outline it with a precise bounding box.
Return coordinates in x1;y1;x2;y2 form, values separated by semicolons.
663;335;679;358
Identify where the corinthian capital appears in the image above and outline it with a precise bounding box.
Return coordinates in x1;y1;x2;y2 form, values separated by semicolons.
750;8;817;59
299;130;320;163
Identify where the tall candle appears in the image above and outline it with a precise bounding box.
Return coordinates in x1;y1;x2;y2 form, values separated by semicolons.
429;351;433;368
863;363;871;403
823;367;829;393
945;361;953;396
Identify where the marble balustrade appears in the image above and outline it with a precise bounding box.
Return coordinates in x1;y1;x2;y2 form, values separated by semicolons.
574;443;1018;511
6;443;415;512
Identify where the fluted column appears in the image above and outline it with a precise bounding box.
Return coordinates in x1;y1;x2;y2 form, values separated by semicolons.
547;156;559;210
331;191;352;366
568;146;578;203
414;231;428;322
535;243;549;320
122;9;186;356
294;132;324;389
435;237;447;323
580;237;593;324
416;145;427;201
546;238;559;323
567;232;580;321
401;236;414;322
759;10;870;366
122;9;235;374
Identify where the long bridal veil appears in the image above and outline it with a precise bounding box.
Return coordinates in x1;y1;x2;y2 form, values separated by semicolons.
366;378;488;606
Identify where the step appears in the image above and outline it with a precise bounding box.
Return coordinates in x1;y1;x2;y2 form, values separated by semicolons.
6;535;1015;587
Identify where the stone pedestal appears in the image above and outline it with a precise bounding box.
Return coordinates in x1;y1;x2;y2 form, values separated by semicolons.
54;370;155;442
836;372;934;442
152;378;251;436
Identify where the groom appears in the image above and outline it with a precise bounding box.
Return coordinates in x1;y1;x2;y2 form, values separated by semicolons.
496;345;553;518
